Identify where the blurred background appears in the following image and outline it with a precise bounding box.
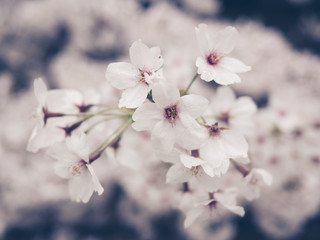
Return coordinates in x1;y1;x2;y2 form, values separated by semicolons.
1;0;320;239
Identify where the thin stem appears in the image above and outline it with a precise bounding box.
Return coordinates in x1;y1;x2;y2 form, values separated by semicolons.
90;119;132;156
84;116;122;134
231;159;249;177
182;73;199;95
63;112;131;117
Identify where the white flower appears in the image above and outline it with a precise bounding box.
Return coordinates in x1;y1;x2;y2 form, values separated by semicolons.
27;78;78;152
241;168;273;201
49;133;104;203
195;24;251;85
206;87;257;136
105;40;164;108
184;188;244;228
132;82;208;152
183;123;248;177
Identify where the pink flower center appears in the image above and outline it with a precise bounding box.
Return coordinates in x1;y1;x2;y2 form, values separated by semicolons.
208;123;221;137
206;53;222;65
164;105;178;125
71;160;86;176
139;70;151;85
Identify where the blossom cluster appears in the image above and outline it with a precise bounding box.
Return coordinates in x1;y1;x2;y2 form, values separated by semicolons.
27;23;272;227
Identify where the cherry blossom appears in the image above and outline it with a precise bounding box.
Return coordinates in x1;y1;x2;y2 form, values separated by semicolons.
27;78;79;152
132;81;208;152
184;188;244;228
205;87;257;136
49;133;104;203
241;168;273;201
195;24;251;85
105;40;164;108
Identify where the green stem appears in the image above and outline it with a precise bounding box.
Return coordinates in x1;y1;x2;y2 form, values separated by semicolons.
84;116;122;134
90;119;132;156
182;73;199;95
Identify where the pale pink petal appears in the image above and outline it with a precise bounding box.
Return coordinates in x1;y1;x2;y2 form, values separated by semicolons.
152;82;180;108
87;164;104;195
211;26;238;55
201;162;215;177
219;57;251;73
27;125;65;153
48;141;78;163
176;114;206;150
132;103;163;131
156;148;181;163
222;204;245;217
254;168;273;186
118;83;150;108
129;40;163;71
151;120;175;153
53;161;72;179
106;62;139;90
178;94;208;118
166;163;190;184
200;141;229;176
66;133;89;162
180;154;203;168
219;130;248;158
195;24;211;56
230;97;257;116
214;66;241;85
148;46;164;70
68;170;93;203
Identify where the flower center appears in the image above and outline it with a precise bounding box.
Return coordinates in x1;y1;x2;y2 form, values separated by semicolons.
164;105;178;125
208;123;221;137
219;112;230;125
207;53;222;65
71;160;86;176
139;70;150;85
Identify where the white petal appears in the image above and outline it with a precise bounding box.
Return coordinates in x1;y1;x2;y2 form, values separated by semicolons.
200;141;229;176
195;24;211;56
151;120;175;153
219;130;248;158
196;57;217;82
156;147;181;163
68;170;93;203
53;161;72;179
87;164;104;195
106;62;139;90
254;168;273;186
184;206;204;228
214;66;241;85
223;204;245;217
201;162;215;177
180;154;203;168
230;97;257;116
219;57;251;73
176;114;206;150
34;78;47;105
129;40;163;71
48;142;78;163
66;133;89;162
211;26;238;55
178;94;208;118
132;102;163;131
27;125;65;153
152;82;180;108
118;83;150;108
166;163;190;184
